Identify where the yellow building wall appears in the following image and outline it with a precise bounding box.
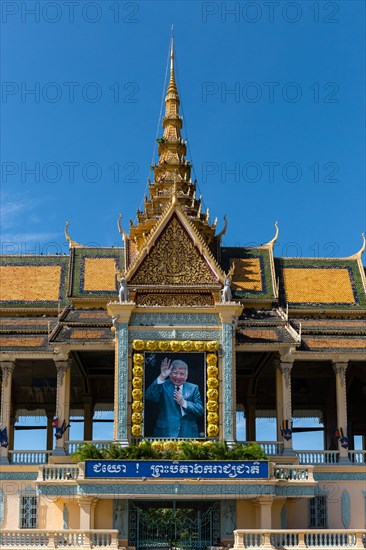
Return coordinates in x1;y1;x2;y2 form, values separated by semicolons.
95;499;113;529
271;499;284;529
1;489;19;529
236;500;257;528
286;498;309;529
64;500;80;530
323;481;365;530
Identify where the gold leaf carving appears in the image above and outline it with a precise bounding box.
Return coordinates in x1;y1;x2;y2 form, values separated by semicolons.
131;216;218;286
136;293;214;306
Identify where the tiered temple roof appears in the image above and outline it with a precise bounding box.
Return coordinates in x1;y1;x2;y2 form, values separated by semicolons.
129;36;217;253
0;38;365;352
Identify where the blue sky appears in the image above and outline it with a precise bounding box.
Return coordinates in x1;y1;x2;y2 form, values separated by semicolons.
1;2;365;451
1;0;365;258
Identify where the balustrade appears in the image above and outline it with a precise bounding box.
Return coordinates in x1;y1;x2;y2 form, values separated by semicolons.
9;450;52;465
233;530;366;549
273;465;314;481
0;530;119;549
348;450;366;464
41;466;79;481
245;441;283;455
65;441;111;454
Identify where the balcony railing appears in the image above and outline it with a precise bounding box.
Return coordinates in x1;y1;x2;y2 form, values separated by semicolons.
296;450;366;464
65;440;111;455
245;441;284;455
6;444;366;466
295;450;339;464
233;529;366;549
273;465;314;481
0;530;119;549
38;466;80;481
37;462;314;484
348;450;366;464
9;450;52;465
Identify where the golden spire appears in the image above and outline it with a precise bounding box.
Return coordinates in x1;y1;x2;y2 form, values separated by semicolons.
129;32;217;251
166;30;179;101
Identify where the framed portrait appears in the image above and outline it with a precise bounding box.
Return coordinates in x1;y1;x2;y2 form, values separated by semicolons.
131;340;219;440
144;352;206;439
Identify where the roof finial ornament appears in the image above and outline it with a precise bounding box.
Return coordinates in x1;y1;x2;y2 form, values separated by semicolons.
64;219;83;249
217;214;228;241
265;221;279;248
347;232;366;259
360;232;366;255
117;213;129;243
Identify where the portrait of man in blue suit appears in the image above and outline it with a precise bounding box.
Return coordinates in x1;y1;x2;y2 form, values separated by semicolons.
145;357;204;438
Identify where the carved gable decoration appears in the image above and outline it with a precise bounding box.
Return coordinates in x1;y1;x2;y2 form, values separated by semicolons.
130;215;219;286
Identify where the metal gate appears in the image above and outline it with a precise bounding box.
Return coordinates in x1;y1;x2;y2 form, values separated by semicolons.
129;501;220;550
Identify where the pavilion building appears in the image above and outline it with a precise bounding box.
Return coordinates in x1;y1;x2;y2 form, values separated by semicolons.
0;38;365;549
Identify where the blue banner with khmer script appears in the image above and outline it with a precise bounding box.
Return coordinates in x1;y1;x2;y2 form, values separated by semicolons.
85;460;269;479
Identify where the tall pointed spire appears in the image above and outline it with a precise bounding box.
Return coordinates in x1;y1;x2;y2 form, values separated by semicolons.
129;32;216;250
166;28;179;100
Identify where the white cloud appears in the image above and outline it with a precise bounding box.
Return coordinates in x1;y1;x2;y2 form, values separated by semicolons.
0;192;63;250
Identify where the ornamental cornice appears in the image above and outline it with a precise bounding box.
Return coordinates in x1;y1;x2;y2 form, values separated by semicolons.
215;303;244;324
332;361;348;387
107;301;136;324
128;329;222;342
55;359;71;386
0;361;15;385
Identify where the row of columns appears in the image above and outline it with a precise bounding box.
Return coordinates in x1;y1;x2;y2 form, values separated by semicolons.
0;359;95;463
244;358;350;460
0;355;352;462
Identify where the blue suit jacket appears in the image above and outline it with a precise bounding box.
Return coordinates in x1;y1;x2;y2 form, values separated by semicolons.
145;379;204;438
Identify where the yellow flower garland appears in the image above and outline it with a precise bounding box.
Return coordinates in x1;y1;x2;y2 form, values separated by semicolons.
131;339;220;441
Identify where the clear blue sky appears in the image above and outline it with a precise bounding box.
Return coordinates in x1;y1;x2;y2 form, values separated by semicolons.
1;0;365;259
1;2;364;451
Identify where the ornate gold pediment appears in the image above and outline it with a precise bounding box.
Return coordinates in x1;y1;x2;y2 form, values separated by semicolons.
130;215;220;286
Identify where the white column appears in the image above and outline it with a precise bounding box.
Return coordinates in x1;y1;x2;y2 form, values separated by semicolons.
275;358;295;455
255;496;273;529
332;361;350;463
0;361;15;464
107;302;135;444
78;496;98;530
216;303;243;445
53;359;71;456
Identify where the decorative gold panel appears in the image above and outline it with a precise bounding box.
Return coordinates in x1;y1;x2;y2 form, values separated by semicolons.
83;258;117;291
136;293;214;306
0;266;61;301
71;329;106;339
238;329;278;341
283;268;355;303
131;217;218;286
304;338;366;349
231;258;263;291
0;336;45;347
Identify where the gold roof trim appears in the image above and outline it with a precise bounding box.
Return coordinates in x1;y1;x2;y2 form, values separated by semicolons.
260;221;279;249
124;199;226;284
64;220;84;249
258;221;279;299
117;213;129;242
346;233;366;294
216;215;228;242
346;232;366;260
